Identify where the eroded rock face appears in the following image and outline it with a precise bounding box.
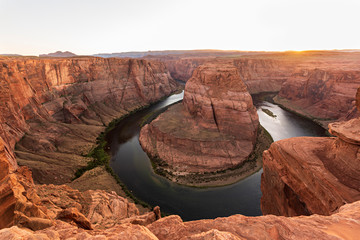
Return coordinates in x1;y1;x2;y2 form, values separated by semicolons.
2;200;360;239
357;87;360;111
0;57;178;151
163;58;294;94
140;63;259;174
275;69;360;125
0;165;50;230
159;52;360;123
232;58;294;94
148;201;360;240
0;57;178;184
0;56;178;230
1;54;360;239
262;88;360;217
261;113;360;217
261;137;360;216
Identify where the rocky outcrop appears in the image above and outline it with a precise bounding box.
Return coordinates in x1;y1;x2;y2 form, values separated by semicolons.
140;63;259;178
34;184;160;229
0;56;178;229
0;57;178;150
357;87;360;111
261;136;360;216
0;57;178;184
275;69;360;125
1;200;360;239
261;88;360;217
0;164;50;230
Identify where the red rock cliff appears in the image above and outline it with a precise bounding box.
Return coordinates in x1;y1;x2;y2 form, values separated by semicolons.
0;56;178;228
159;52;360;123
1;198;360;239
0;57;178;184
163;58;294;94
261;88;360;216
275;69;360;124
0;57;178;150
0;57;360;239
139;63;259;176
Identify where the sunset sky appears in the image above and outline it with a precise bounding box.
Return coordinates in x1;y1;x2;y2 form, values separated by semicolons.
1;0;359;55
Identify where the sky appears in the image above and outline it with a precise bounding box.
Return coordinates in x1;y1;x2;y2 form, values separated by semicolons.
1;0;360;55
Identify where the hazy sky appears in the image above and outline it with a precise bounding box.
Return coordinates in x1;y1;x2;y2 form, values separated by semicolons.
1;0;360;55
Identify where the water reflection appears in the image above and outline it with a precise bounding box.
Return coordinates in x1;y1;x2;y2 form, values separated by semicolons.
108;92;326;221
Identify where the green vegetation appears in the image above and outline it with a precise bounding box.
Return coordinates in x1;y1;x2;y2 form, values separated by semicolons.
73;89;182;208
73;109;152;208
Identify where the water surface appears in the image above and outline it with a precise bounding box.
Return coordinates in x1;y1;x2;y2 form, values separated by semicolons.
108;92;327;221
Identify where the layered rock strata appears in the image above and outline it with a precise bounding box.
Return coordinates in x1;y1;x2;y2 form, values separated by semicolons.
275;69;360;126
261;88;360;216
156;51;360;122
162;58;294;94
1;200;360;239
0;56;178;229
1;54;360;239
140;63;259;177
0;57;178;184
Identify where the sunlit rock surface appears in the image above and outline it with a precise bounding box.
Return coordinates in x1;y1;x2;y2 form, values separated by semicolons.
140;63;259;174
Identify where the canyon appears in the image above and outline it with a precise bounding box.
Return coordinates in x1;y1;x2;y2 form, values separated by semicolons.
0;51;359;239
150;51;360;126
139;62;269;185
0;56;179;229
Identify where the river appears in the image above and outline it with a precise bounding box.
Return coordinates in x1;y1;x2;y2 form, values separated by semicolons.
107;92;327;221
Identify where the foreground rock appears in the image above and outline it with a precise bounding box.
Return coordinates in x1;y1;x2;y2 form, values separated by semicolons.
0;56;178;229
1;200;360;239
140;63;261;184
262;88;360;216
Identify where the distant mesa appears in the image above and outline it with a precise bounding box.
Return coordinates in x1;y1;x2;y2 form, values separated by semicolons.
0;54;22;57
39;51;77;58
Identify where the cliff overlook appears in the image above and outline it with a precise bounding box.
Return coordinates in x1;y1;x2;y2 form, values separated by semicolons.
0;54;359;239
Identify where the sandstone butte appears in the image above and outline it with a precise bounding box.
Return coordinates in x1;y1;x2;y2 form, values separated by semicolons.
139;63;259;177
0;56;360;239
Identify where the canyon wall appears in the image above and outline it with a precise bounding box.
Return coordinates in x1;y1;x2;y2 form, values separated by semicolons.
0;56;178;228
275;69;360;125
163;58;294;94
0;57;178;150
0;53;360;239
139;63;260;181
0;57;178;184
261;87;360;217
158;52;360;123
